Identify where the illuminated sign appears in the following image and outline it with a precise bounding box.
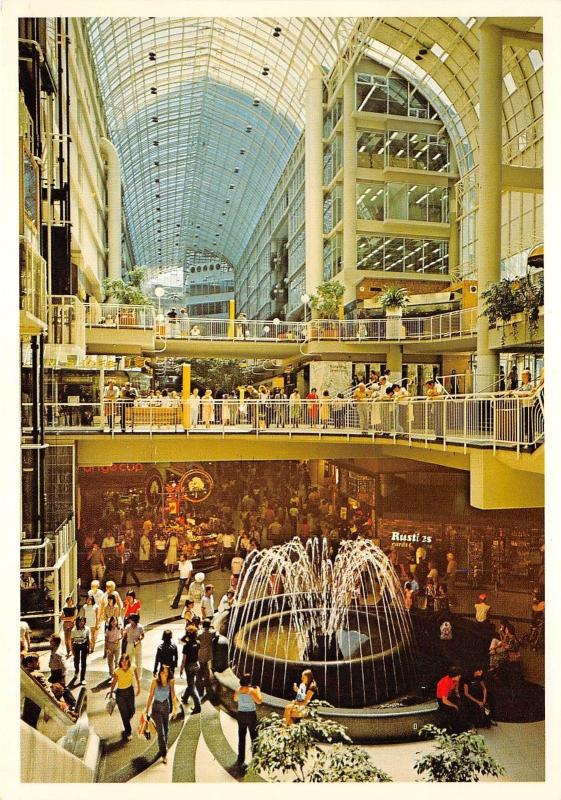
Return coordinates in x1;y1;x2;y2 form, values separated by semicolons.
179;466;214;503
391;531;432;544
81;464;145;474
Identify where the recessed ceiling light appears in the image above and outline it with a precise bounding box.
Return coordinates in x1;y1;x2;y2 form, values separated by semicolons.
152;117;158;123
153;141;159;146
150;87;157;94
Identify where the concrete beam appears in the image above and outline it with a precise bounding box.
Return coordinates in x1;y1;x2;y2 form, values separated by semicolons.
501;28;543;49
501;165;543;193
470;450;544;509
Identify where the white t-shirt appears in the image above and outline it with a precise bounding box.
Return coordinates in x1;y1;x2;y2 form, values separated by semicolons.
178;559;193;580
231;556;244;575
201;595;215;619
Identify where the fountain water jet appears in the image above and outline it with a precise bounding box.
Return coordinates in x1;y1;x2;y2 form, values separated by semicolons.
226;537;417;708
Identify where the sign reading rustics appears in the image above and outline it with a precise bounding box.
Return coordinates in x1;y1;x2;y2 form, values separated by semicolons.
391;531;432;544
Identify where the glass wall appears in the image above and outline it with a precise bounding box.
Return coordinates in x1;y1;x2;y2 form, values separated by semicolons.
323;134;342;184
357;131;384;169
323;234;343;280
386;182;449;223
356;73;439;119
323;185;343;233
356;181;384;220
356;235;449;273
323;98;343;138
386;131;450;172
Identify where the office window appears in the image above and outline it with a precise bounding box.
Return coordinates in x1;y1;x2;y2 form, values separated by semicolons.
356;181;384;220
357;131;385;169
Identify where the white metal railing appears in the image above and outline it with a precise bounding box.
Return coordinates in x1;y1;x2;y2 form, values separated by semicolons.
48;296;85;350
84;302;155;330
35;393;544;451
156;316;306;342
20;237;48;324
20;517;77;628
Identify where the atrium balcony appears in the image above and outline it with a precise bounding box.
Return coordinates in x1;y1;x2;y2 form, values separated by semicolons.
19;237;47;336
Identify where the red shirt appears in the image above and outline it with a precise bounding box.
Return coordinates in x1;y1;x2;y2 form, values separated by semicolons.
123;599;141;619
436;675;457;700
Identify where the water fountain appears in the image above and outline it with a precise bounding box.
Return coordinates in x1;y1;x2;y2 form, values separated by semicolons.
226;537;417;708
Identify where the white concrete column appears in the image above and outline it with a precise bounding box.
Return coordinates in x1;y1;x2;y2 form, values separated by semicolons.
342;74;357;307
305;65;325;296
476;25;502;390
100;137;122;283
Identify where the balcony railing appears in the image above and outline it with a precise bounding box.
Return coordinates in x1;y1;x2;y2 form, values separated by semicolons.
48;295;85;350
20;237;47;324
84;302;155;330
30;391;544;452
20;516;77;628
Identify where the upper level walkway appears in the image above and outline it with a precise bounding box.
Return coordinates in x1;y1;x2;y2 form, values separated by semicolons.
81;303;478;358
27;392;544;458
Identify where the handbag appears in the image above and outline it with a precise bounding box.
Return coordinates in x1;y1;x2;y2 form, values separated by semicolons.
105;691;116;715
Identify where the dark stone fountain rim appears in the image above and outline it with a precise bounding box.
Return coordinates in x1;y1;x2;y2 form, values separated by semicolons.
232;607;409;667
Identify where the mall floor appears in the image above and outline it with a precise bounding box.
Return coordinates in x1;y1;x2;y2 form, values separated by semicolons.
37;568;544;782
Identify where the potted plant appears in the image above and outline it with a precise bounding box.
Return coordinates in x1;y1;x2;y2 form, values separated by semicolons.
102;267;150;326
519;272;544;336
309;279;345;338
379;285;409;339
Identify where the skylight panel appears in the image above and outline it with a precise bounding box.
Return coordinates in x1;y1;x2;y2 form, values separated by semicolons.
431;43;449;63
503;72;517;96
528;49;543;71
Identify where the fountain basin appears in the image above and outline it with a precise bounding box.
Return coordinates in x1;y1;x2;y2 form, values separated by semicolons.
230;603;415;707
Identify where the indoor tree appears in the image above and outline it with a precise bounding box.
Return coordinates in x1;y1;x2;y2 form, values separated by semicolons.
248;706;392;783
309;279;345;319
102;266;150;305
414;725;504;782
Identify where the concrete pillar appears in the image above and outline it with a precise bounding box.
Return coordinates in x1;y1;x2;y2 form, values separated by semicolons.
448;185;459;275
386;344;403;384
342;74;357;308
476;25;502;391
99;138;122;283
305;65;325;296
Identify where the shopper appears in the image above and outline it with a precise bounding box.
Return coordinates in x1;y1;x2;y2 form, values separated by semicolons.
123;589;141;626
445;552;458;604
80;594;99;652
353;383;370;434
474;594;491;624
153;629;179;677
197;619;215;696
144;664;178;764
462;667;494;728
201;389;215;429
234;673;263;771
165;531;179;576
70;617;90;685
436;666;463;732
123;614;144;671
117;538;141;587
87;543;106;582
104;616;122;678
283;669;317;725
201;584;215;620
60;595;78;657
170;553;194;609
189;388;201;427
180;626;202;713
109;653;141;740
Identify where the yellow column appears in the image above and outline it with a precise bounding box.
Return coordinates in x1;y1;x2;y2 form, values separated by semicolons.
181;363;191;429
476;24;502;391
386;345;403;384
305;64;325;295
228;298;235;338
342;73;357;308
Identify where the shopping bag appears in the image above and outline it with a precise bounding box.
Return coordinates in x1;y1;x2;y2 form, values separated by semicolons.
105;691;116;715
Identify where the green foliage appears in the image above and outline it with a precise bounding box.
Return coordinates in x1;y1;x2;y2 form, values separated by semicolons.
481;273;544;329
378;285;410;310
102;267;150;305
414;725;505;782
309;280;345;318
248;706;391;783
480;277;523;325
176;359;250;394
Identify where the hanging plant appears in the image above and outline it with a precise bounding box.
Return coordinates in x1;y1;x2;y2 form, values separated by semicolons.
480;277;523;326
378;285;410;311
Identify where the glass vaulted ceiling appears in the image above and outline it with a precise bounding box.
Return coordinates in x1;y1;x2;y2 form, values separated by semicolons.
85;17;356;271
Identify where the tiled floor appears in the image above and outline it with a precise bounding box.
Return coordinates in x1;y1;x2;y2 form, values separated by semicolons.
39;572;545;782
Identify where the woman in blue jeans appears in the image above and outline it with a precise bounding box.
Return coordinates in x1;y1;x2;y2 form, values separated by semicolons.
145;664;178;764
234;673;263;770
180;626;202;713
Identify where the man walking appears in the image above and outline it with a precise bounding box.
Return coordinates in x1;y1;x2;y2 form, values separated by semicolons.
170;554;193;609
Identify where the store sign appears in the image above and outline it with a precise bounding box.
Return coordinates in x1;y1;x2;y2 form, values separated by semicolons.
391;531;432;544
81;464;145;474
179;466;214;504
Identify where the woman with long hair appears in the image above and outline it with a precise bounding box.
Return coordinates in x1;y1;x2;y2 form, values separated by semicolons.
283;669;318;725
70;616;90;685
105;615;122;678
109;653;141;741
81;593;99;652
144;664;178;763
60;595;77;657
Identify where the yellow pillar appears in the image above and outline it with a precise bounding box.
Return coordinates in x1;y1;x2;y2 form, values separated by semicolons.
476;24;502;391
342;73;357;308
228;299;235;338
181;363;191;429
386;344;402;384
305;64;325;296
